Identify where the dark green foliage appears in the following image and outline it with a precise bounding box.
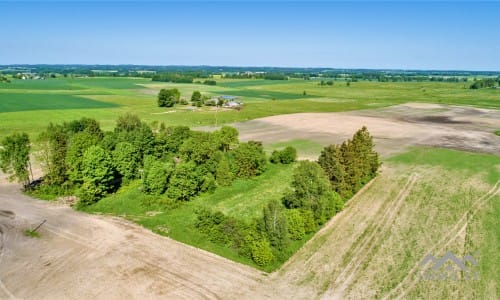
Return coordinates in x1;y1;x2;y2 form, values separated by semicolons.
285;209;305;240
318;144;349;197
203;80;217;85
66;132;99;184
0;132;31;185
195;209;250;249
319;126;379;198
270;146;297;164
167;161;202;201
216;155;234;186
191;90;203;107
259;200;289;250
233;141;267;178
155;126;191;156
213;126;239;152
64;117;103;140
179;131;219;165
112;142;140;181
251;239;274;266
470;78;497;89
282;161;342;224
158;88;180;107
143;159;174;195
79;145;117;205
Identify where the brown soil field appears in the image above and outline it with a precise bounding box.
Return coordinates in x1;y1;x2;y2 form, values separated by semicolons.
234;103;500;158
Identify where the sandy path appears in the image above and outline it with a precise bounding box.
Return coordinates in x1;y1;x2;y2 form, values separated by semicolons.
0;181;264;300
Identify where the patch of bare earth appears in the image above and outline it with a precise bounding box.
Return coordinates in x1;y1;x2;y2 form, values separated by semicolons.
233;103;500;158
0;180;264;300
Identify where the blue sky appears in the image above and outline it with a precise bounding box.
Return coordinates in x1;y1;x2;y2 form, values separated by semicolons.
1;1;499;70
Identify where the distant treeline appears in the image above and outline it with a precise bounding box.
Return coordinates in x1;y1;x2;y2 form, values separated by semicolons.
469;78;500;89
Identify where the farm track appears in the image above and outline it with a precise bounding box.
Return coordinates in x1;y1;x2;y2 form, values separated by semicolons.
381;181;500;300
326;173;419;299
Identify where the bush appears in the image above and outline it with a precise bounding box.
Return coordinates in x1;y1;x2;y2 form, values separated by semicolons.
251;239;274;266
203;80;217;86
286;209;305;240
270;146;297;164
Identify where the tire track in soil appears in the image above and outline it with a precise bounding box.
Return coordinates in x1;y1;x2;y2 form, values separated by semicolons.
0;211;17;300
382;181;500;300
36;217;223;299
325;173;418;299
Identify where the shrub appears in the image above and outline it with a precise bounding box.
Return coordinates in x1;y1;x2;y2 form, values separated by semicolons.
251;239;274;266
270;146;297;164
286;209;305;240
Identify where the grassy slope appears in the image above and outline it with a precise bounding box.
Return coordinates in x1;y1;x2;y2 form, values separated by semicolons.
82;163;296;271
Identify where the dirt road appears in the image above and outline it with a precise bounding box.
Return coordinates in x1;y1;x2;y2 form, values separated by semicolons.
0;178;265;299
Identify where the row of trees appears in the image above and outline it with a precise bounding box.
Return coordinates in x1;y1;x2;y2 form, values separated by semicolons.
158;89;234;108
469;78;499;89
194;127;379;267
2;115;289;208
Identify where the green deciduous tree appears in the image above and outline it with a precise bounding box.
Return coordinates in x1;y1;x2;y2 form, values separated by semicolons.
167;161;201;201
191;90;203;107
66;132;99;184
233;141;267;178
259;200;289;250
39;124;68;185
0;133;31;186
143;159;174;195
158;88;180;107
79;145;117;205
179;131;219;165
112;142;141;181
283;161;342;224
213;126;239;152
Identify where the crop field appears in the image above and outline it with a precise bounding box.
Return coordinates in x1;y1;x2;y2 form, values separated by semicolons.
1;77;499;140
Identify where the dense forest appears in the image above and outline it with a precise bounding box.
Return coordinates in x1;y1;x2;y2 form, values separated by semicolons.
0;115;379;267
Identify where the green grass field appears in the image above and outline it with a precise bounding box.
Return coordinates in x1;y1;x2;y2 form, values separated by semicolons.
1;77;499;139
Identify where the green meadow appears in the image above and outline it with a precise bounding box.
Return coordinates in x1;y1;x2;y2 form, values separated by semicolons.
1;77;499;140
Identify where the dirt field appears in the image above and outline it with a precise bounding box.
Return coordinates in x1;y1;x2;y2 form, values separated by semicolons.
1;103;498;299
234;103;500;158
0;176;265;299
